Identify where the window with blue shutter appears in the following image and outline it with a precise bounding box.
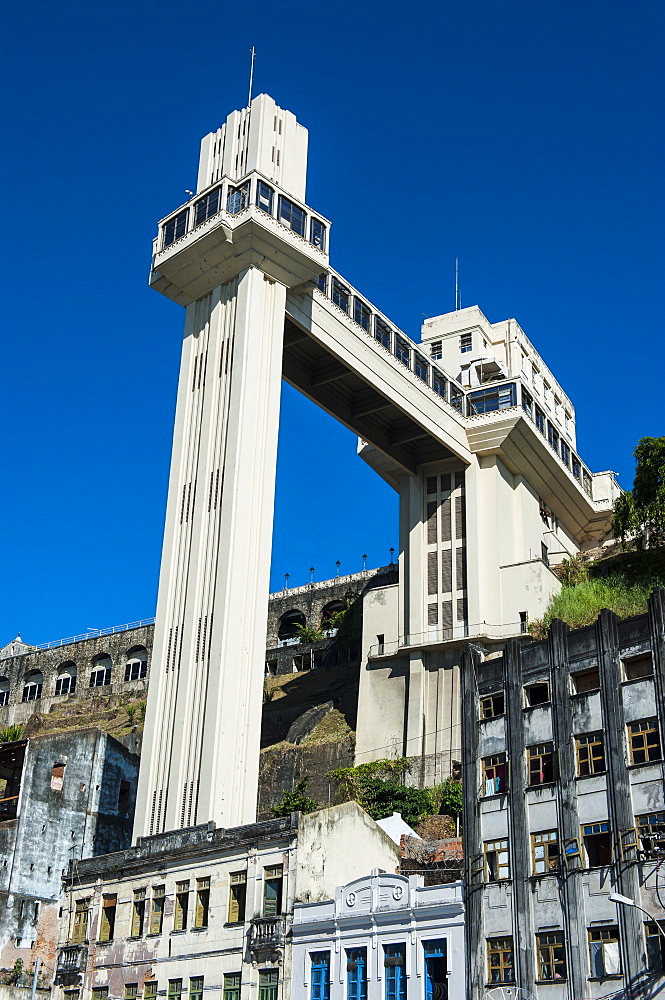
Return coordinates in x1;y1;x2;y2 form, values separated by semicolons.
384;945;406;1000
310;952;330;1000
347;948;367;1000
423;940;447;1000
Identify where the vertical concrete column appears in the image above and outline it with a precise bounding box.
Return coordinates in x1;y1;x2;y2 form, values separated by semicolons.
134;267;286;838
398;473;426;642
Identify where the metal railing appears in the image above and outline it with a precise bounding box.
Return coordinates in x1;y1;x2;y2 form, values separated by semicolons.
369;622;528;657
30;619;156;652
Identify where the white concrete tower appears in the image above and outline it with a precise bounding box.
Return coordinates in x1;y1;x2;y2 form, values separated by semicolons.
134;95;329;838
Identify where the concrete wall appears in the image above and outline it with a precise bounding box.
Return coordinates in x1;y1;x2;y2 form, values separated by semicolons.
0;731;138;982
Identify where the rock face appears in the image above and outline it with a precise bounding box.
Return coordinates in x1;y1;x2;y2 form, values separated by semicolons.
286;702;334;744
257;737;355;819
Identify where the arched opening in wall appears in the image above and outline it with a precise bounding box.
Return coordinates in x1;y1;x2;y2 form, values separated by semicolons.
125;646;148;682
277;610;306;643
22;671;43;703
55;662;77;696
89;654;112;688
0;677;9;707
320;600;345;631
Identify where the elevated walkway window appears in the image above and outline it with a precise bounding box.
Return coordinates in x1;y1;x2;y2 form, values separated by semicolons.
278;195;306;237
163;210;188;248
467;384;516;415
194;187;221;227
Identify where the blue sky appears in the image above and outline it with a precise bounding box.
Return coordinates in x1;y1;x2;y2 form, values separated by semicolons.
1;0;663;643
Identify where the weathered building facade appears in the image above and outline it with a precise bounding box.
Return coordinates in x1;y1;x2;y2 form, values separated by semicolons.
290;872;464;1000
0;731;139;982
0;626;153;729
461;587;665;999
54;803;399;1000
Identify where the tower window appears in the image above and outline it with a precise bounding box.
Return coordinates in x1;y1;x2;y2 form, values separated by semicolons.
256;181;274;216
460;333;472;353
278;195;306;237
194;187;221;227
310;218;326;251
162;210;189;248
430;340;442;360
226;183;249;215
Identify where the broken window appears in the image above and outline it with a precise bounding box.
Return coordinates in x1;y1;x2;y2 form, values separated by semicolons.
645;922;665;974
637;812;665;856
588;926;621;978
582;822;612;867
571;667;600;694
575;733;606;776
263;866;283;916
481;754;508;795
623;653;653;680
628;719;662;764
527;743;556;785
531;830;559;874
118;780;131;814
480;693;504;720
524;682;550;707
98;895;116;942
484;839;510;881
174;881;189;931
51;762;66;792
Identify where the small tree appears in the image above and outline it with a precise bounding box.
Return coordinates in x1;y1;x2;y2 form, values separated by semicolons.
294;622;326;644
614;436;665;550
272;777;319;817
329;759;434;828
431;776;463;817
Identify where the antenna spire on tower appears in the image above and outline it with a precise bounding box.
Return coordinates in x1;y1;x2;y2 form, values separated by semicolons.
455;258;460;311
247;46;256;108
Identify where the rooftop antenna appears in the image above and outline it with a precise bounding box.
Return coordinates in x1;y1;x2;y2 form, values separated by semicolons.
247;46;256;108
455;258;460;311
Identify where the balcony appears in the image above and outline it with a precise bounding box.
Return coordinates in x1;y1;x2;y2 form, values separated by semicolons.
248;916;285;963
55;945;87;983
368;621;529;658
150;172;329;305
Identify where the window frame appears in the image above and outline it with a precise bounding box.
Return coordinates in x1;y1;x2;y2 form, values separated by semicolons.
149;886;165;936
258;970;278;1000
487;937;514;985
277;195;306;238
309;217;326;251
228;871;246;924
628;718;662;765
195;877;210;928
223;974;241;1000
481;754;508;795
374;318;391;349
162;210;189;248
262;865;283;917
575;732;606;776
194;187;222;228
623;653;654;681
346;947;367;1000
256;181;274;216
536;931;567;982
484;838;510;882
310;951;330;1000
581;821;612;867
98;894;117;943
383;944;406;1000
480;692;504;720
588;926;621;979
174;880;189;932
527;743;556;786
531;830;560;875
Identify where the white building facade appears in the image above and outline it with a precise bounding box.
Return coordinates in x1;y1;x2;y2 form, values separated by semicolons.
291;872;464;1000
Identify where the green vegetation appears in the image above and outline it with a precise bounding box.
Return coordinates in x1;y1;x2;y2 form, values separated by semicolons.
614;436;665;550
294;622;326;644
529;574;664;639
329;758;436;828
272;776;319;817
432;776;463;818
0;724;25;744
